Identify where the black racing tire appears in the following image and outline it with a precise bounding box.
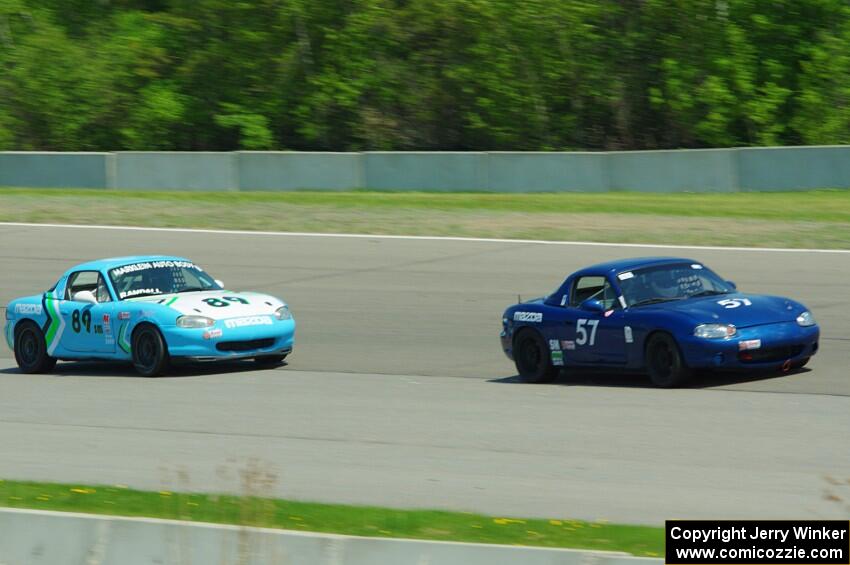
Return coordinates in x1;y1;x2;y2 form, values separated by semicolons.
513;329;559;383
645;333;691;388
131;324;169;377
14;320;57;374
255;354;287;366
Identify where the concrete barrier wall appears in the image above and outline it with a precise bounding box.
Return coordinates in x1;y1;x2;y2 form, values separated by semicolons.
239;151;362;190
0;152;111;188
607;149;738;192
737;145;850;191
1;146;849;192
363;152;490;190
487;152;609;192
0;508;663;565
114;152;238;191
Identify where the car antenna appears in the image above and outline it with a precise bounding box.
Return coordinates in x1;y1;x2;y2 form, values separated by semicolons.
517;294;521;304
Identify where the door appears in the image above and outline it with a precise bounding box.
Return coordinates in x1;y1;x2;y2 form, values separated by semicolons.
563;275;627;364
58;271;116;354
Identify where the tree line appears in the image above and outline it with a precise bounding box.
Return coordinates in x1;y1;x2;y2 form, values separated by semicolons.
1;0;849;151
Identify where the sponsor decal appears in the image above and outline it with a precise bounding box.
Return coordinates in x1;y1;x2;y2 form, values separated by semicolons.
561;340;576;350
14;303;43;315
604;309;614;317
691;264;703;269
718;298;752;309
560;295;568;306
548;339;560;351
624;326;634;344
110;260;201;277
618;296;627;309
121;288;161;299
513;311;543;323
203;328;223;340
93;324;103;335
102;314;110;324
618;271;634;280
118;311;131;320
551;350;564;366
739;339;762;351
224;316;273;329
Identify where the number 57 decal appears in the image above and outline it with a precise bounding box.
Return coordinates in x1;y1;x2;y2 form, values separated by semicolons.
576;318;599;346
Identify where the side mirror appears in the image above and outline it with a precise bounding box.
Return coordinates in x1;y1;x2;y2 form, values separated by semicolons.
580;298;605;312
726;280;737;290
215;279;224;288
73;290;97;304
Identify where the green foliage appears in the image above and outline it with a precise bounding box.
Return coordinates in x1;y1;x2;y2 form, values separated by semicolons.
1;0;850;150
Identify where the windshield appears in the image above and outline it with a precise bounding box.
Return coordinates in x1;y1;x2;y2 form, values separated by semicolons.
617;263;733;307
108;260;221;300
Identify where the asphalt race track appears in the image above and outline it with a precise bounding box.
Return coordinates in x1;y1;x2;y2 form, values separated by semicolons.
1;223;848;524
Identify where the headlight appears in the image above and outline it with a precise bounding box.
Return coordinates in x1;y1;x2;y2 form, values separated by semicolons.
176;315;215;328
275;305;292;320
796;311;816;327
694;323;736;339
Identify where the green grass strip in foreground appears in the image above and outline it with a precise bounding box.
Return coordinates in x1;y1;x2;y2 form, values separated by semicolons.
2;187;850;222
3;187;848;249
0;479;663;556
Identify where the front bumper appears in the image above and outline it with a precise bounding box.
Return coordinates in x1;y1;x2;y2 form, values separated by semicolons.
163;318;296;361
679;322;819;370
500;330;513;360
4;320;14;351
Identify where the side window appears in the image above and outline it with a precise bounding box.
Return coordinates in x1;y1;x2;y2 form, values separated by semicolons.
66;272;112;303
571;276;620;310
570;276;605;307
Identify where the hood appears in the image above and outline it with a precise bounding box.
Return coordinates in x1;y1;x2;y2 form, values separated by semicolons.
659;293;803;328
126;290;284;320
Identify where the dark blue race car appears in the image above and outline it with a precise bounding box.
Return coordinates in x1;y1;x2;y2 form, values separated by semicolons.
501;257;819;387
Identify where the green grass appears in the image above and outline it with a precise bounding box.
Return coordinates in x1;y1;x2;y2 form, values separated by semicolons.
2;187;849;248
0;479;664;556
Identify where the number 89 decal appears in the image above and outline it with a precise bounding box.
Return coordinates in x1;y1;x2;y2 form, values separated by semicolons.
71;309;92;333
202;296;249;308
576;318;599;346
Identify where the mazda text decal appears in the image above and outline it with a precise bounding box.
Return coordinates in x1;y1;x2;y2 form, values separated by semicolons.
224;316;273;329
513;311;542;323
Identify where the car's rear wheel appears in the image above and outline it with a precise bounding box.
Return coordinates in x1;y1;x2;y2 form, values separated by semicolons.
132;325;169;377
646;333;691;387
14;321;57;374
514;329;558;383
255;354;287;366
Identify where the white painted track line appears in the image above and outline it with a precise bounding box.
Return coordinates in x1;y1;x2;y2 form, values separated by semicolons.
1;221;847;253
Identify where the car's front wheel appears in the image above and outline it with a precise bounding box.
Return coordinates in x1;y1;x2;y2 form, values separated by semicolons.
132;325;169;377
513;329;558;383
645;333;691;387
14;321;57;374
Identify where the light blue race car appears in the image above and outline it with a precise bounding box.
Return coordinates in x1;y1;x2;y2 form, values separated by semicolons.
5;256;296;377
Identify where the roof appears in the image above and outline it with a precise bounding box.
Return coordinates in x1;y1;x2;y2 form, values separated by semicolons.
65;255;192;274
573;256;697;277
